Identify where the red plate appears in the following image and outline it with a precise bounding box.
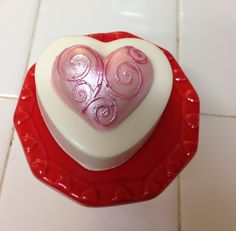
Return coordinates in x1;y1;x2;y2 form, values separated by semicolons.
14;32;199;207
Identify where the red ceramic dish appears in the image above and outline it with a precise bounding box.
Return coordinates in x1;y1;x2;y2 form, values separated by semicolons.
14;32;199;207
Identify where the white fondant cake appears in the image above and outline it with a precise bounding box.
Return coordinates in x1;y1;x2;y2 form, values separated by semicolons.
35;36;173;170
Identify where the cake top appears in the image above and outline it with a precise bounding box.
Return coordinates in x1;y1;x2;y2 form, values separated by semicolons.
52;45;153;130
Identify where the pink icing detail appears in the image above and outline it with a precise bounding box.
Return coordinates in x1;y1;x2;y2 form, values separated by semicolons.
128;46;148;64
105;61;142;99
52;45;153;130
72;81;93;104
58;52;90;80
86;97;117;127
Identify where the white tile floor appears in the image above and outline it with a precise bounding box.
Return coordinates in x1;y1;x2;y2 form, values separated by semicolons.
179;0;236;116
0;0;235;230
0;0;39;98
28;0;177;65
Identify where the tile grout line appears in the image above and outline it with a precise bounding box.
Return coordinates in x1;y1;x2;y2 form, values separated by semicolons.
0;95;234;120
0;128;15;195
0;96;18;100
23;0;42;75
0;0;42;197
176;0;182;230
201;113;236;119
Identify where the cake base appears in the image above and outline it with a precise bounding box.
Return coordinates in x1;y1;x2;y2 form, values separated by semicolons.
14;32;199;207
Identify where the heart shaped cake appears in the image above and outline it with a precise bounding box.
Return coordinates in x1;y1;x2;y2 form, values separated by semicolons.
52;45;153;130
35;35;173;170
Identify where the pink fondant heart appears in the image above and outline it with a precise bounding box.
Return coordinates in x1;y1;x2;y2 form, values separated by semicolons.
52;45;153;130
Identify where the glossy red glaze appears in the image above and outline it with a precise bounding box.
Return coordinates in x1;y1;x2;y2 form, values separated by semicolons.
14;32;200;207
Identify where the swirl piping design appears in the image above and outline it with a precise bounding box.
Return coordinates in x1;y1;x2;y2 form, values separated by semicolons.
55;45;152;129
106;61;143;99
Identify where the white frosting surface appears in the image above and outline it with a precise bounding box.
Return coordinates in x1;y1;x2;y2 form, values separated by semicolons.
35;36;173;170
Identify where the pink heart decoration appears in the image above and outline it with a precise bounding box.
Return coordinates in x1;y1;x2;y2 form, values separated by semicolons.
52;45;153;130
